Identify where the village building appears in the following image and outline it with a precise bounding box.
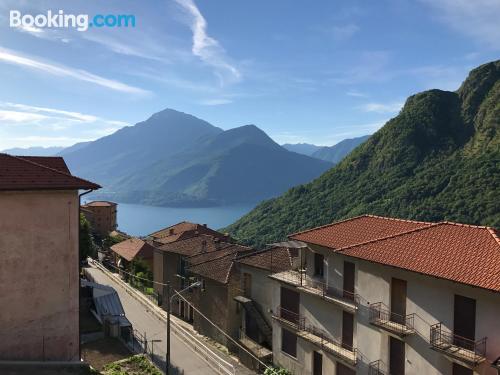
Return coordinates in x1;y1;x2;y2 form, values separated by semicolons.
151;224;229;319
0;153;100;361
268;215;500;375
110;237;155;271
187;244;253;351
81;200;117;238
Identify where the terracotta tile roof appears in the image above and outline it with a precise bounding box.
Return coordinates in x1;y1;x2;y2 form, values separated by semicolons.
83;201;117;207
339;222;500;292
18;156;70;173
292;215;500;292
149;221;226;243
237;246;295;273
156;234;232;256
188;244;253;284
0;153;100;191
290;215;432;249
110;238;154;262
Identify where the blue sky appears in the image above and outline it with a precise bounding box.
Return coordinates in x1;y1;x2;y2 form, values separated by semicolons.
0;0;498;150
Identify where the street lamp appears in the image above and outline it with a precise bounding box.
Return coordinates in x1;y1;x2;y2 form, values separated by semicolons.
166;281;202;374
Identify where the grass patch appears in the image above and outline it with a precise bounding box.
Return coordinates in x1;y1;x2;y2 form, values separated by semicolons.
102;355;162;375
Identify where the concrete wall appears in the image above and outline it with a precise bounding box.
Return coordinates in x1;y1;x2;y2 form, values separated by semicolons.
0;190;80;361
192;275;242;352
239;265;273;327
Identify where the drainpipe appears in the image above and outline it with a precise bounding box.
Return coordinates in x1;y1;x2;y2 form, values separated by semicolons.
78;189;94;361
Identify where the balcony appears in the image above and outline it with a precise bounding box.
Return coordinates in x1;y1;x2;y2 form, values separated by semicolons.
272;306;357;366
369;302;415;337
368;360;387;375
270;270;358;312
430;323;487;367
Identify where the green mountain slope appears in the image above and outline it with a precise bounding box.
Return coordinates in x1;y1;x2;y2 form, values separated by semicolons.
224;61;500;247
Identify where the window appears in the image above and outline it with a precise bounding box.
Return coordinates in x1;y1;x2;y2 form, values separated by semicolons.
389;336;405;375
314;253;324;278
281;328;297;357
243;272;252;297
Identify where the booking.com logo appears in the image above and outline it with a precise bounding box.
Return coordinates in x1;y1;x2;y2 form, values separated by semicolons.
9;10;135;32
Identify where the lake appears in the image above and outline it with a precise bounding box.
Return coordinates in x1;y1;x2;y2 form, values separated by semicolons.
114;202;255;236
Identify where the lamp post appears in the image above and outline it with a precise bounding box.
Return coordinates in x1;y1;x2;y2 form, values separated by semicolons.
166;281;202;374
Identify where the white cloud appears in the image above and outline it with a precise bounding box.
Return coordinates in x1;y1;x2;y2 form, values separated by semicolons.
174;0;241;85
360;101;403;114
199;98;233;106
0;46;150;95
0;102;129;149
420;0;500;49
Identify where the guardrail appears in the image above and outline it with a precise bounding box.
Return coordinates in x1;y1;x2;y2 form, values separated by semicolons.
430;322;486;366
369;302;415;336
87;258;236;375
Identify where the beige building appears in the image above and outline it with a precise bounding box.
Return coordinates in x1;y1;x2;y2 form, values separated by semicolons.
269;215;500;375
0;154;99;361
81;200;117;238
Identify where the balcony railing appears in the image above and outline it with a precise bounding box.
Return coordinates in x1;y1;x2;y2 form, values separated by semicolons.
430;323;487;366
369;302;415;337
273;306;305;330
272;305;357;366
270;270;359;310
368;360;387;375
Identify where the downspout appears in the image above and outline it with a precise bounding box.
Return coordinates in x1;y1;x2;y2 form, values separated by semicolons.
78;189;94;361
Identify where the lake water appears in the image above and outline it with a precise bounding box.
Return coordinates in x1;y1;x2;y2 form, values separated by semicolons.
114;202;255;236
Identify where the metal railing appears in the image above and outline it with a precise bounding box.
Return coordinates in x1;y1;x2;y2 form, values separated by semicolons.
273;306;305;330
272;306;357;365
430;323;487;365
369;302;415;336
368;360;386;375
271;270;359;305
304;323;357;365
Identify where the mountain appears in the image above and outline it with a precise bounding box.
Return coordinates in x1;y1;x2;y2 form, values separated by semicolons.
63;109;332;206
224;60;500;247
1;146;64;156
57;141;92;156
282;143;322;156
311;135;370;163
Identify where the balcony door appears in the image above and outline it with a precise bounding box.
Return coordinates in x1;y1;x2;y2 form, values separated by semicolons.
313;351;322;375
342;311;354;350
337;363;355;375
389;336;405;375
390;278;407;325
314;252;324;278
452;363;473;375
454;295;476;350
280;286;300;324
343;261;355;300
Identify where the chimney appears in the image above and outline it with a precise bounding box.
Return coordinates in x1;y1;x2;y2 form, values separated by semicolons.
201;240;207;252
203;224;207;227
169;228;174;235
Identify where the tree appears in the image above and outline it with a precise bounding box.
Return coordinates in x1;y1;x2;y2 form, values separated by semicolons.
80;213;97;262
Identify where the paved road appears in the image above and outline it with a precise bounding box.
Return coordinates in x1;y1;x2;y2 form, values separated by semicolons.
85;266;219;375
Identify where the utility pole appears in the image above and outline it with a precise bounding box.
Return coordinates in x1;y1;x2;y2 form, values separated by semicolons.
165;281;171;375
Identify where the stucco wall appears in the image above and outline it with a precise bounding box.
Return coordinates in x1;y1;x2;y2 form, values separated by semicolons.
0;190;80;361
239;265;274;327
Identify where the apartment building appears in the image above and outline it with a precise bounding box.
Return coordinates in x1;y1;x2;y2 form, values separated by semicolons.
0;154;100;361
269;215;500;375
81;200;117;238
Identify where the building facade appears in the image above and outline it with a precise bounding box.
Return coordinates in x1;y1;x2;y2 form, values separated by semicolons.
0;154;99;361
81;200;117;238
270;215;500;375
